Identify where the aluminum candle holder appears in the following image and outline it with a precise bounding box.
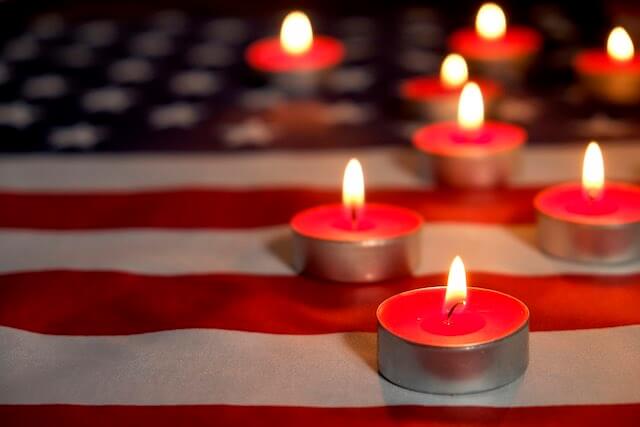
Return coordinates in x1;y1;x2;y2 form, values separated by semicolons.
399;53;502;122
377;281;529;394
291;158;424;282
245;11;344;97
291;204;423;282
535;183;640;263
574;27;640;105
534;142;640;264
447;4;541;87
412;81;527;189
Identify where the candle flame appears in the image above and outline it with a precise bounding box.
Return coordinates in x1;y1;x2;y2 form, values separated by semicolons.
280;11;313;55
607;27;634;62
342;158;365;220
445;256;467;313
476;3;506;40
457;82;484;131
582;141;605;201
440;54;469;89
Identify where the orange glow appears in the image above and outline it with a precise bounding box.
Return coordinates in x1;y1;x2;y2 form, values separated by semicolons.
280;11;313;55
445;256;467;313
607;27;634;62
342;158;365;220
457;82;484;131
440;54;469;89
582;141;605;201
476;3;506;40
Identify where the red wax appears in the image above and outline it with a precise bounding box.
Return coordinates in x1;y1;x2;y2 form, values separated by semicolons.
448;27;542;61
412;122;527;156
399;77;501;102
246;36;344;73
290;203;423;242
574;50;640;75
377;286;528;347
535;182;640;225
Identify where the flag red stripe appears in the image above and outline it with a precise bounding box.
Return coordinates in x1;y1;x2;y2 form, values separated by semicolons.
0;187;540;229
1;404;639;427
2;270;639;335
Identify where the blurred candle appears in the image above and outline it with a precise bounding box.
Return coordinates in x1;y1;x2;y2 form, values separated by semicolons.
448;3;541;85
574;26;640;104
399;54;501;121
412;81;526;188
246;11;344;94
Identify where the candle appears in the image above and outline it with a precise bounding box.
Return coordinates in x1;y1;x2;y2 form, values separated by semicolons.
377;256;529;394
535;141;640;263
412;81;527;189
448;3;541;85
291;159;423;282
246;11;344;95
574;27;640;104
399;53;502;121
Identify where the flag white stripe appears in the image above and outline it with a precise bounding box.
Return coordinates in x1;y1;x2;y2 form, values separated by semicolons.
0;143;638;192
1;325;639;407
1;224;639;276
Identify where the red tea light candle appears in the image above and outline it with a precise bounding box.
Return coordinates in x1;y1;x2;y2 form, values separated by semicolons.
574;27;640;104
246;11;344;94
291;159;423;282
535;142;640;263
377;256;529;394
448;3;541;85
399;53;502;121
412;81;527;189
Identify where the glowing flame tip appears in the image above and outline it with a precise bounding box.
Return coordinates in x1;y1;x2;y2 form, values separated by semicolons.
607;27;634;62
582;141;605;201
457;82;484;131
342;158;365;215
440;54;469;89
476;3;506;40
445;256;467;313
280;11;313;55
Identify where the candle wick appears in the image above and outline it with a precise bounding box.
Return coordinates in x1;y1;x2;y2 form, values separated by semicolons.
445;301;464;324
350;206;358;230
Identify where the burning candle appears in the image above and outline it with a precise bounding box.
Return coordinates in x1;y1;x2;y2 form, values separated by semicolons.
574;26;640;104
246;11;344;95
291;158;423;282
412;81;527;189
399;53;502;121
448;3;541;85
377;256;529;394
535;141;640;263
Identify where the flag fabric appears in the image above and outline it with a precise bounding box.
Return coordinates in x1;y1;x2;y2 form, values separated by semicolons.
2;7;640;426
2;144;640;426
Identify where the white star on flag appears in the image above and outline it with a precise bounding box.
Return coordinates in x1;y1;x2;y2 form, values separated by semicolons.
49;123;104;149
22;74;67;99
574;114;635;138
82;87;133;114
149;103;201;129
108;58;154;84
76;20;118;47
130;32;173;58
170;71;221;97
222;118;274;148
3;36;39;62
327;67;375;93
0;102;38;129
322;101;374;125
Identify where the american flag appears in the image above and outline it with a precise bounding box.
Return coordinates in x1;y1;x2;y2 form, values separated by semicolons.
2;143;640;426
1;6;640;427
